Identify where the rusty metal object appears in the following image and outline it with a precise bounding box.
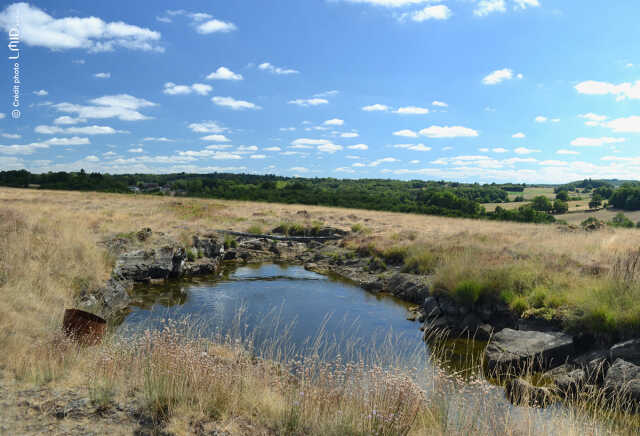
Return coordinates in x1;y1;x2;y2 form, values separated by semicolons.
62;309;107;345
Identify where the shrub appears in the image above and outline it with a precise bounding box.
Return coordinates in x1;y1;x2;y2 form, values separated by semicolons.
453;280;483;306
527;287;549;309
402;248;440;275
368;256;387;272
186;248;196;262
223;235;237;249
509;296;529;315
246;224;263;235
609;212;634;228
351;223;364;233
382;246;408;265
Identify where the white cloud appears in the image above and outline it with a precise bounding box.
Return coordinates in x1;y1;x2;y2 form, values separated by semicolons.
55;94;156;121
557;149;580;155
313;90;339;98
352;162;366;167
290;166;309;173
419;125;478;138
570;137;626;147
236;145;259;152
394;143;432;151
264;146;281;151
410;159;420;164
288;98;328;107
514;147;541;154
393;129;419;138
335;167;355;173
1;133;21;139
211;96;261;110
575;80;640;101
370;157;398;167
0;3;163;52
143;137;173;142
539;160;567;166
406;5;452;22
206;67;243;80
94;72;111;79
196;19;236;34
259;62;300;75
343;0;437;6
33;89;48;96
535;116;548;123
291;138;332;147
341;132;359;138
482;68;514;85
84;155;100;162
250;154;266;159
432;100;448;107
492;147;509;153
604;116;640;133
514;0;540;10
348;144;368;150
164;82;212;95
393;106;429;115
512;132;525;138
188;121;225;133
0;113;5;119
324;118;344;126
54;116;85;125
35;125;124;135
201;134;230;142
474;0;506;17
318;143;343;153
362;104;389;112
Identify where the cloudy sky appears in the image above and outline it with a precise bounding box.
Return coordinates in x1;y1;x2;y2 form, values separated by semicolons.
0;1;638;183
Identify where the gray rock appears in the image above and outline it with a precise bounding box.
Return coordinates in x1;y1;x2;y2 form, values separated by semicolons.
423;297;441;319
484;328;574;374
604;358;640;402
114;247;186;282
386;273;430;304
438;296;459;317
475;324;494;341
545;364;585;396
574;349;610;384
76;278;132;320
610;339;640;366
193;235;222;258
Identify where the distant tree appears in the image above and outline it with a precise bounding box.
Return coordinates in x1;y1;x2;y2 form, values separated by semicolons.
531;195;553;212
589;193;603;209
513;195;525;202
553;199;569;214
555;190;569;201
611;212;634;228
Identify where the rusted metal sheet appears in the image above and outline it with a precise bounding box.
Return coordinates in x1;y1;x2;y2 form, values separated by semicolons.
62;309;106;345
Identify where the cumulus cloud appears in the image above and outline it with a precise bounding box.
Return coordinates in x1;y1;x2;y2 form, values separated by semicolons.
196;19;236;34
264;147;281;151
605;116;640;133
35;125;125;135
0;3;163;52
206;67;243;80
575;80;640;101
514;0;541;10
348;144;368;150
370;157;398;167
514;147;541;154
393;129;419;138
482;68;519;85
432;100;448;107
54;94;156;121
211;96;261;110
200;134;230;142
362;104;389;112
54;116;85;125
33;89;48;96
393;106;429;115
188;121;226;133
318;143;343;153
94;72;111;79
259;62;300;75
404;5;452;22
164;10;236;34
288;98;328;107
290;166;309;173
341;132;359;138
163;82;212;96
474;0;506;17
324;118;344;126
143;137;173;142
343;0;437;6
394;143;432;151
419;125;478;138
570;137;626;147
557;149;580;155
512;132;525;138
534;116;548;123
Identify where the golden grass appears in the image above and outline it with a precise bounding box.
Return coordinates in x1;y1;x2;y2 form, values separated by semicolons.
2;187;640;434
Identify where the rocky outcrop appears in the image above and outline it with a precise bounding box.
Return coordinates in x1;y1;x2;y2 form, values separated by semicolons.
113;246;186;283
192;235;222;258
484;328;574;374
386;273;431;304
75;278;133;320
610;339;640;365
604;359;640;403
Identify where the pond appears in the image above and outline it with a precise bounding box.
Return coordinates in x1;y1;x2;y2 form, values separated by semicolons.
118;263;605;434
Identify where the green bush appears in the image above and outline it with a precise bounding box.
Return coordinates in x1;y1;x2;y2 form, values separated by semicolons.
351;223;364;233
509;296;529;315
609;212;634;228
186;248;196;262
402;249;439;274
453;280;483;306
382;246;408;265
247;224;263;235
223;235;237;249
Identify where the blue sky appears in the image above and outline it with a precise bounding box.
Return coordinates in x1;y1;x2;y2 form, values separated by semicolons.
0;0;639;183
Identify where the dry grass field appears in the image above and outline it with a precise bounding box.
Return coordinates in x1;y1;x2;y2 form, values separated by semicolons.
2;187;640;434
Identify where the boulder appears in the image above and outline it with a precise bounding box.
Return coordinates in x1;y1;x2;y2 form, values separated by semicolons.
505;378;557;407
114;246;186;282
610;339;640;366
423;297;441;319
604;359;640;403
386;273;430;304
543;364;585;396
475;323;494;341
574;349;610;384
484;328;574;374
192;235;222;258
183;259;219;276
75;278;132;320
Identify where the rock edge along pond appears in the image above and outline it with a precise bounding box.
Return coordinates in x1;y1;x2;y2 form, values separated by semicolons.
78;225;640;411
